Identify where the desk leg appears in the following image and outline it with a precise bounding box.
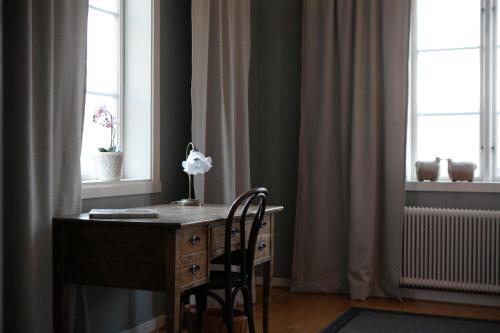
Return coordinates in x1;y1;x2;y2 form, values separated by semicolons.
54;223;70;333
165;288;181;333
53;281;71;333
262;260;272;333
165;229;181;333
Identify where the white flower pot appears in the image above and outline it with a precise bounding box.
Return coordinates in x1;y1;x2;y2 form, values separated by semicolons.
95;152;123;181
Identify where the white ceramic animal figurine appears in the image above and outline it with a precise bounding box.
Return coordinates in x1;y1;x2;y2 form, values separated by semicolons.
447;159;476;182
415;157;441;181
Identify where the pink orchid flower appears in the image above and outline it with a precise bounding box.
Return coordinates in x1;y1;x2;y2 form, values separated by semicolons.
92;104;120;152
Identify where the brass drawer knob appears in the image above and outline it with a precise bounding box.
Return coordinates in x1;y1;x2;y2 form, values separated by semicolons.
189;264;201;274
189;235;201;244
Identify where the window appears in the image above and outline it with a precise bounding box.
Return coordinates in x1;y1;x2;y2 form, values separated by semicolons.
408;0;500;183
82;0;121;179
81;0;161;198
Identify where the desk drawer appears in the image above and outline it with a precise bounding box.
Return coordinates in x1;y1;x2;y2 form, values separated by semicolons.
210;215;271;250
179;226;208;256
259;215;271;235
255;234;271;262
180;251;208;289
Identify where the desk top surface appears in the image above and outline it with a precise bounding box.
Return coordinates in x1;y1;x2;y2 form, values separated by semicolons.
54;204;283;228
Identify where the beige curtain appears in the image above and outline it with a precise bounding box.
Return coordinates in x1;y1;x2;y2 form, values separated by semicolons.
292;0;411;300
0;0;3;327
191;0;251;205
2;0;88;331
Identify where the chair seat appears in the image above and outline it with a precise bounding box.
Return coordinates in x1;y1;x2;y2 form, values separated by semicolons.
208;270;244;288
186;270;245;297
210;250;246;266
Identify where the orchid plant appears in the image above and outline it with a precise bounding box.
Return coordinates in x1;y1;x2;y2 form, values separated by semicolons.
93;105;120;152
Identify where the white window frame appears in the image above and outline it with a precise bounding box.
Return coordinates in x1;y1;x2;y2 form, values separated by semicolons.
82;0;161;199
406;0;500;192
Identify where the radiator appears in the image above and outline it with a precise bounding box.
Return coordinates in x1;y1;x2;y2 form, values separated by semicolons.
402;206;500;294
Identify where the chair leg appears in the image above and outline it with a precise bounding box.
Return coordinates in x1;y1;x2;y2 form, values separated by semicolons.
224;288;234;333
195;293;207;333
181;294;189;329
242;286;255;333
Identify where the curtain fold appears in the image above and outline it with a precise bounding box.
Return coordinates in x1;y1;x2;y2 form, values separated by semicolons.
2;0;88;331
292;0;411;300
0;0;3;327
191;0;251;205
191;0;252;306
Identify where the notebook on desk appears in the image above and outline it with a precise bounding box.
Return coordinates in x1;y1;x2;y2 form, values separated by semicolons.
88;208;159;219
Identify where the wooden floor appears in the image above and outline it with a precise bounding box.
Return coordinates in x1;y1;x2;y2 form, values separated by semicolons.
251;287;500;333
169;287;500;333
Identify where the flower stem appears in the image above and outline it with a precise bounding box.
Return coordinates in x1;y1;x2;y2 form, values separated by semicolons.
110;123;114;150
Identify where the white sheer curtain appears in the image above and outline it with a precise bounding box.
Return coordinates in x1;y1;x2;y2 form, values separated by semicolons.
191;0;253;306
1;0;88;331
0;0;4;327
191;0;251;205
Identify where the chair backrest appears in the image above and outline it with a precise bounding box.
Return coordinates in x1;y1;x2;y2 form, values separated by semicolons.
223;187;268;284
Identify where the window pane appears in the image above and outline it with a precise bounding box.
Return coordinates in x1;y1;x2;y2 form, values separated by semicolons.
416;0;480;50
416;114;480;178
417;49;480;115
81;94;119;180
496;12;500;177
89;0;119;14
86;8;119;94
496;18;500;176
498;9;500;46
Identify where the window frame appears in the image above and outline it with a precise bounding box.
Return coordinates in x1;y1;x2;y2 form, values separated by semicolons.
491;0;499;180
407;0;500;191
82;0;161;199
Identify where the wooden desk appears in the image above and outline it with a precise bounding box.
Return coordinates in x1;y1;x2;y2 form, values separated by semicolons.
53;204;283;333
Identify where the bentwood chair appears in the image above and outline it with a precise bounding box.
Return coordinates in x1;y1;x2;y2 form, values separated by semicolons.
183;187;268;333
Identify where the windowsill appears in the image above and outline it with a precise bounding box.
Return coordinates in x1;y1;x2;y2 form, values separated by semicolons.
406;181;500;193
82;179;162;199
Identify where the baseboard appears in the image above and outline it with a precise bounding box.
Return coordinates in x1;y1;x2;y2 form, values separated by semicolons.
121;314;165;333
256;279;499;306
255;276;292;288
254;278;500;307
401;288;500;307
